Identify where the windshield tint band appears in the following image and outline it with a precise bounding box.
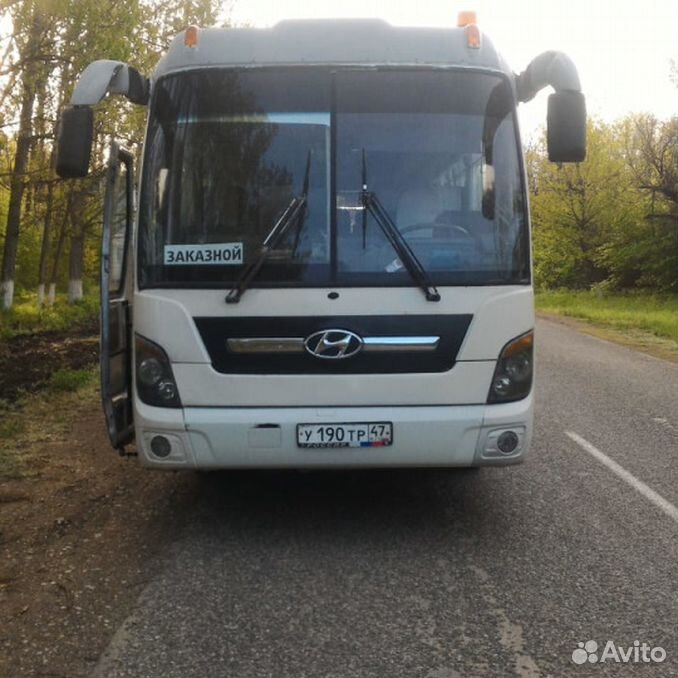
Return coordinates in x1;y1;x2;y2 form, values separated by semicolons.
138;68;529;290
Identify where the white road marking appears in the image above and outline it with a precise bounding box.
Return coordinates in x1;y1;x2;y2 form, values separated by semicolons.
566;431;678;523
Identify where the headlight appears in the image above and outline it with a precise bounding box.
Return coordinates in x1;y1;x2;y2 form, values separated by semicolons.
487;330;533;403
135;334;181;408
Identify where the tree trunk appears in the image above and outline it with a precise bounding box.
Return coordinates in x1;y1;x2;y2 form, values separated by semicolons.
37;181;54;306
0;95;35;309
68;235;84;303
68;191;86;303
48;192;70;306
0;10;43;310
34;52;58;308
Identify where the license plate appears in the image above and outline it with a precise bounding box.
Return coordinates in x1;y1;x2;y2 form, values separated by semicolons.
297;422;393;448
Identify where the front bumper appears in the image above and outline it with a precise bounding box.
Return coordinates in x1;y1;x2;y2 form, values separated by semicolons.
134;395;533;469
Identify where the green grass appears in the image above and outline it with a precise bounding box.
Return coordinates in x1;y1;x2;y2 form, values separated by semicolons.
0;293;99;340
536;290;678;342
49;368;94;393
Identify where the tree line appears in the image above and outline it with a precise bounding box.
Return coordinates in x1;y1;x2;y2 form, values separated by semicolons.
528;102;677;292
0;0;226;310
0;5;675;311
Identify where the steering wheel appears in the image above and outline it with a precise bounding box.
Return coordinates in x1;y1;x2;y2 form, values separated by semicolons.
377;221;484;272
399;222;483;254
399;222;474;240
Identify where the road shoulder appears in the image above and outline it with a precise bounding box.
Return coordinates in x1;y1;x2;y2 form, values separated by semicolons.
536;311;677;363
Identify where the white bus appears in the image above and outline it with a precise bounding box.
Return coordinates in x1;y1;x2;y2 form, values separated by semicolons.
56;16;586;469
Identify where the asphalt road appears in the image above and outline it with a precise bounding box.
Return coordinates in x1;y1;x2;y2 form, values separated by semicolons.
94;318;678;678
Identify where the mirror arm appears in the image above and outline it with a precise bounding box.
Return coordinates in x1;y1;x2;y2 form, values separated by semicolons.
70;59;149;107
514;51;582;103
55;61;147;178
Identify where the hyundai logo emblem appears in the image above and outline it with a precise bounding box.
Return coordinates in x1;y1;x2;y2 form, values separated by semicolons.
304;329;363;360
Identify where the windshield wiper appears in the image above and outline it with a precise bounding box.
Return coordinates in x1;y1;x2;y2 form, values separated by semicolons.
360;150;440;302
226;151;311;304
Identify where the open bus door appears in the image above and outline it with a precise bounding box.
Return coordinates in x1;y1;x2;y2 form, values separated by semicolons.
100;143;135;451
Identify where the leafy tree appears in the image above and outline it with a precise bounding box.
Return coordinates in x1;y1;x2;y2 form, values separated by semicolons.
0;0;55;309
612;114;678;290
529;118;642;289
529;112;677;292
0;0;227;308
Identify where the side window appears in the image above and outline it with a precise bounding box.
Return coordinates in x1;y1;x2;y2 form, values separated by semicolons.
109;160;130;294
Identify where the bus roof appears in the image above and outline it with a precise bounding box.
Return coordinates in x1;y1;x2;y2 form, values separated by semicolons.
154;19;511;79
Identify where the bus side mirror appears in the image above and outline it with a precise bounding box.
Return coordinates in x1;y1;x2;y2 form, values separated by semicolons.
56;106;94;178
547;91;586;163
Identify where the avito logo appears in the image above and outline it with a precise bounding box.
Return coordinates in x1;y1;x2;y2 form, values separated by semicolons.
572;640;666;665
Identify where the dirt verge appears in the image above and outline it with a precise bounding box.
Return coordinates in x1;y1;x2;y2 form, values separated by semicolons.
0;326;99;403
0;385;198;678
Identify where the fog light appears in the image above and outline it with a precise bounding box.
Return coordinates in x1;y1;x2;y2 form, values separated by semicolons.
497;430;519;454
150;435;171;458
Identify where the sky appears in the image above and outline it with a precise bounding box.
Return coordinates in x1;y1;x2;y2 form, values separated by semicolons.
227;0;677;138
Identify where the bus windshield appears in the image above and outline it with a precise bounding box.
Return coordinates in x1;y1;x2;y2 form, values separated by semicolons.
139;68;528;288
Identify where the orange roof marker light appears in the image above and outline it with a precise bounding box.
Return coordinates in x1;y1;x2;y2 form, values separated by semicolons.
457;11;481;49
184;25;199;48
457;10;477;27
465;24;481;49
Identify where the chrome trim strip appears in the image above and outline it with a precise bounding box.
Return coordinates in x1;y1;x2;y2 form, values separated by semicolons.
227;337;305;353
227;336;440;354
362;336;440;352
